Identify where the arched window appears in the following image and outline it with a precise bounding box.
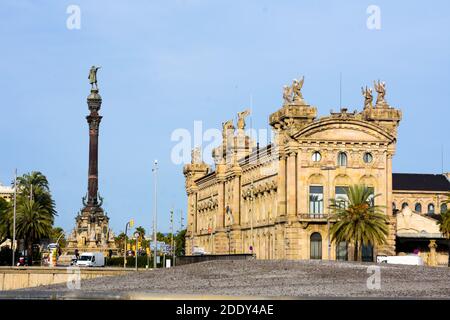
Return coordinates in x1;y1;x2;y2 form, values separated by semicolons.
401;202;409;209
310;233;322;260
312;151;321;162
441;203;448;214
428;203;435;214
392;202;397;210
336;241;348;261
337;152;347;167
414;203;422;213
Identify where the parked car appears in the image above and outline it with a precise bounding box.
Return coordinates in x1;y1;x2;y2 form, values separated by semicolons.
76;252;105;267
376;255;424;266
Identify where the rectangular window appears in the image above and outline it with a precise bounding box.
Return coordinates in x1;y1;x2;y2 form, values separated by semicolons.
335;186;349;208
309;186;323;215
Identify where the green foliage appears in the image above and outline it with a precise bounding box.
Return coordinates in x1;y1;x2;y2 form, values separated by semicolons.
0;197;12;243
50;227;67;248
135;226;146;238
0;248;13;266
175;229;186;256
438;196;450;239
329;184;388;261
0;171;57;261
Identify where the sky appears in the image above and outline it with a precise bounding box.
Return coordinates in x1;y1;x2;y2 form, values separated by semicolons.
0;0;449;235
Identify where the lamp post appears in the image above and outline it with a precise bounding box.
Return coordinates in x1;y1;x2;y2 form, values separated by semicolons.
123;219;134;268
12;169;17;267
152;160;158;268
170;208;174;266
321;165;335;260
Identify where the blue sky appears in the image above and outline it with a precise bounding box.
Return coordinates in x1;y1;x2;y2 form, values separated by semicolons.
0;0;449;235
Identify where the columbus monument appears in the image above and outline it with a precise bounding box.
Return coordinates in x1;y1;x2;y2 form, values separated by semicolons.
67;66;117;254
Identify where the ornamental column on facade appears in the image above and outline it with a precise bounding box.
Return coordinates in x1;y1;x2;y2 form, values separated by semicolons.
361;83;402;256
269;79;317;260
183;148;210;255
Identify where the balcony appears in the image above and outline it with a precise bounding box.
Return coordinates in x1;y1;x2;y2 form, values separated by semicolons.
297;213;333;222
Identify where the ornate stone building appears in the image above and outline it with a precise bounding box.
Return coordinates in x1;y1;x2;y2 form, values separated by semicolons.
184;77;449;262
0;182;14;202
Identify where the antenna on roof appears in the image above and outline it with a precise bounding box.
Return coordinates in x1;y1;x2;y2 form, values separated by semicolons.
339;72;343;109
441;144;444;174
250;94;254;148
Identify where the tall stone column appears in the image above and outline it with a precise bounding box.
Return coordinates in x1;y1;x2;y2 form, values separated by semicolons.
86;89;102;206
214;163;227;254
286;151;297;219
230;166;243;253
381;152;396;255
277;154;287;218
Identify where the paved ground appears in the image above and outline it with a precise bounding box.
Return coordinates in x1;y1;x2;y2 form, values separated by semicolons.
2;260;450;299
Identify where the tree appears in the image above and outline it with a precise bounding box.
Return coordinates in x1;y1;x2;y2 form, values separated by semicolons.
12;171;56;263
115;232;126;250
135;226;146;238
175;229;186;256
16;171;57;219
15;199;53;263
329;184;388;262
437;195;450;267
50;227;66;248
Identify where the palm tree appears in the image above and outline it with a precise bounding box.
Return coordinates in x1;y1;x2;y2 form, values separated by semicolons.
437;196;450;267
329;184;389;262
11;172;57;263
115;232;126;251
135;226;146;238
17;171;57;219
15;199;53;263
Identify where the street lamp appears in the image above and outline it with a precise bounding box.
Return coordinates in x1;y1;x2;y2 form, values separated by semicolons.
12;169;17;267
321;165;335;260
134;231;140;271
152;160;158;268
123;219;134;268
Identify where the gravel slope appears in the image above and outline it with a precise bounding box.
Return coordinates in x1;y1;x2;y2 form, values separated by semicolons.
5;260;450;298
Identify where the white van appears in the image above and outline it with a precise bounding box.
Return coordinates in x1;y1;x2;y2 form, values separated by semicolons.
76;252;105;267
376;255;424;266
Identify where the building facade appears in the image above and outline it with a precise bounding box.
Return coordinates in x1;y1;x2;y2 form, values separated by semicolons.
184;78;418;261
0;182;14;202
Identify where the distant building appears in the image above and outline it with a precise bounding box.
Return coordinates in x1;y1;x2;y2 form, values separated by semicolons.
183;77;450;265
0;182;14;202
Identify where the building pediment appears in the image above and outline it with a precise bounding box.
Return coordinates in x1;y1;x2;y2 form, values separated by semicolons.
396;206;443;238
291;118;395;143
